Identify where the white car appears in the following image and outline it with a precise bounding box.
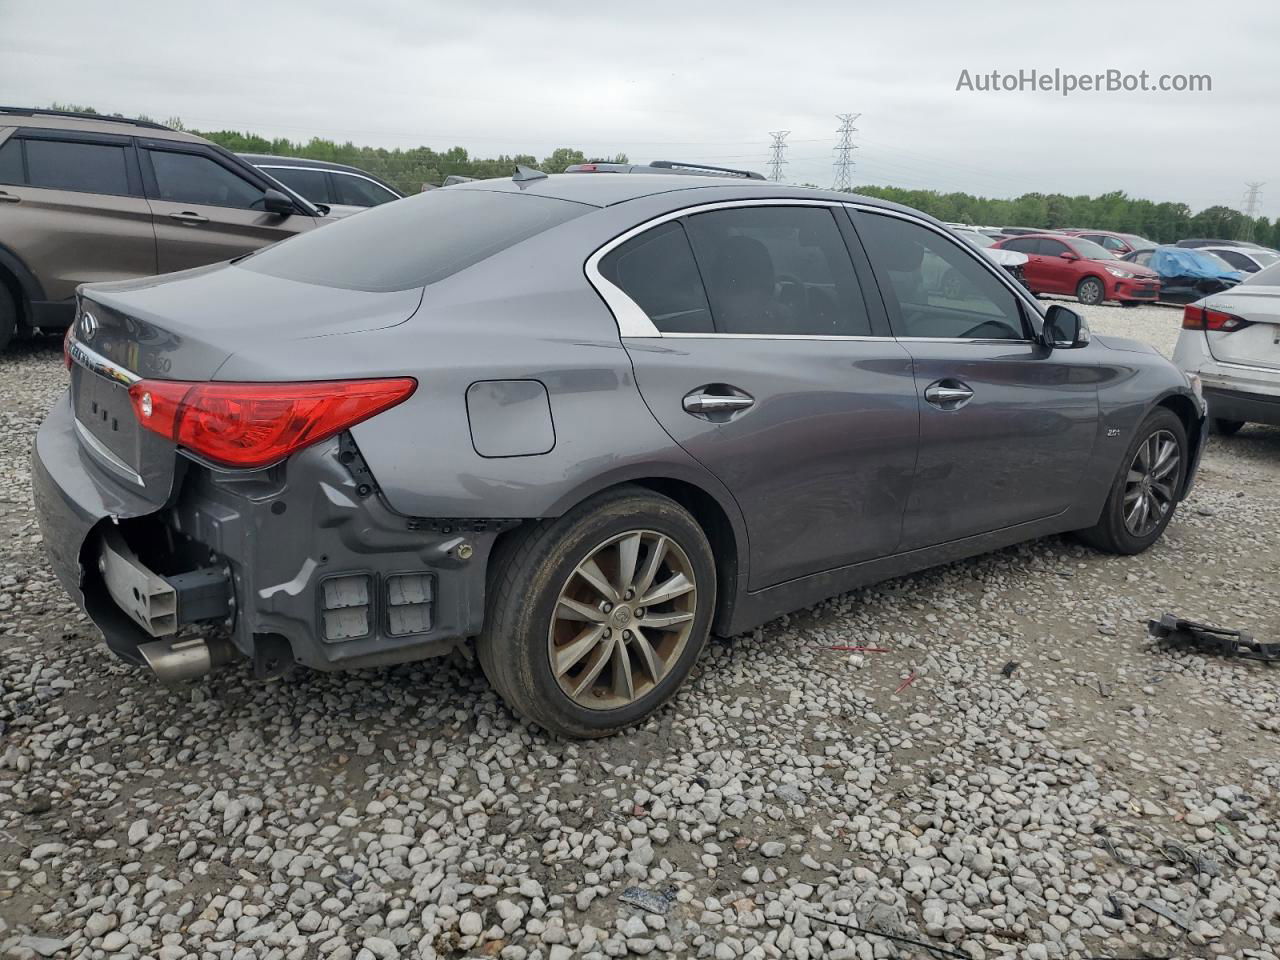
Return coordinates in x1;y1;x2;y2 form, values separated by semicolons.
1196;245;1280;275
1174;261;1280;434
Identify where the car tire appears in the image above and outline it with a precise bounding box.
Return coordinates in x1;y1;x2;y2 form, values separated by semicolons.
0;284;17;353
1077;407;1187;555
1076;276;1105;306
1212;418;1245;436
477;486;716;738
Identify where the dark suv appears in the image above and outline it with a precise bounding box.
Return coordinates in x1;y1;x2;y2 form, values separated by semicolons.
0;107;326;350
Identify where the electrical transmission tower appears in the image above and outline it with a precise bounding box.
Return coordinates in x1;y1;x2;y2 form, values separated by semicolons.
767;130;790;182
1240;182;1265;241
832;113;860;191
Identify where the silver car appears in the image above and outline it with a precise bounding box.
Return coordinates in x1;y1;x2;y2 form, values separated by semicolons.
33;170;1207;738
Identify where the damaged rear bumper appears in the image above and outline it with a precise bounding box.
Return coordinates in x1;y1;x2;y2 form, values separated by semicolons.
33;393;503;673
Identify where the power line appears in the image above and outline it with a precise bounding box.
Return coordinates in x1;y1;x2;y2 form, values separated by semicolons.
1240;182;1265;241
767;130;789;182
832;113;859;191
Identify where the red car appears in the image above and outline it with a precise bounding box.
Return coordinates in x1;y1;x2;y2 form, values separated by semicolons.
1060;229;1156;257
994;233;1161;306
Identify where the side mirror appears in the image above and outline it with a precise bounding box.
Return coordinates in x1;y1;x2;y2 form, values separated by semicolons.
262;188;294;216
1042;304;1090;349
314;202;331;217
1059;252;1079;261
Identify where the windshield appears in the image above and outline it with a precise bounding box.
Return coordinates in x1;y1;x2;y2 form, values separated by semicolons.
954;230;995;248
1071;238;1118;260
239;188;588;292
1120;233;1155;249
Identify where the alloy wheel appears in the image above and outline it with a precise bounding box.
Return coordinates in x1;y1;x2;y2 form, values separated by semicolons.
547;530;697;710
1123;429;1180;537
1079;279;1103;305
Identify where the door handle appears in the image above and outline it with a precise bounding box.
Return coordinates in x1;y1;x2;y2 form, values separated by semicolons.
683;388;755;418
0;191;19;203
924;380;974;410
168;211;208;224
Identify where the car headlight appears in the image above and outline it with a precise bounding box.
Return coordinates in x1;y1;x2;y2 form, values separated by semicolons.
1105;266;1134;278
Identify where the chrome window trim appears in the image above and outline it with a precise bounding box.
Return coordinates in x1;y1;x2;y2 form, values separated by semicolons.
69;338;141;386
586;197;1045;343
73;414;145;486
257;164;402;202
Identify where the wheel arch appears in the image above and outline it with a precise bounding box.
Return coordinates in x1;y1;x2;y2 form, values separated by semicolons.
0;243;42;329
500;468;748;637
1153;388;1204;498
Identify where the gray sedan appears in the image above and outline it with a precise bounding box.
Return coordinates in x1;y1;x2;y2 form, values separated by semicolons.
33;172;1207;738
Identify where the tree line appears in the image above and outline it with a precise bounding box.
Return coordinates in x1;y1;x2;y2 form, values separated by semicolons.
47;105;1276;246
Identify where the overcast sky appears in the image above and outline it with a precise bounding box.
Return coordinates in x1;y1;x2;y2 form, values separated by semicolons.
3;0;1277;215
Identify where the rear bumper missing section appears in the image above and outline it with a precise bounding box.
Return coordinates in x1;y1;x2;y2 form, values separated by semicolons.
33;394;502;672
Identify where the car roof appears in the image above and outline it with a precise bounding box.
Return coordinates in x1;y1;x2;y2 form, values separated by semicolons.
446;172;911;211
240;154;404;198
0;107;207;144
242;153;376;176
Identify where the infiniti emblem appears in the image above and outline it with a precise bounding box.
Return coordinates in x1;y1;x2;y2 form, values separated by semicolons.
79;311;99;341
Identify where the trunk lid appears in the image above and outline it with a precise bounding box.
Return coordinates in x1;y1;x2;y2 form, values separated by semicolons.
1202;287;1280;373
69;262;424;499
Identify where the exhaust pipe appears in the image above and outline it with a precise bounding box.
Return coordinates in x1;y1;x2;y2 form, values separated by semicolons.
138;636;239;684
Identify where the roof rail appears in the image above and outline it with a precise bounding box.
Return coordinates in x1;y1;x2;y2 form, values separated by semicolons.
649;160;766;181
0;106;173;131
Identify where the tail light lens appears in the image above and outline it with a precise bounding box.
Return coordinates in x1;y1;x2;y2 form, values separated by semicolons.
1182;305;1252;332
127;378;416;469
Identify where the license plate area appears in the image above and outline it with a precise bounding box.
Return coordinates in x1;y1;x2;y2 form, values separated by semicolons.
72;365;142;475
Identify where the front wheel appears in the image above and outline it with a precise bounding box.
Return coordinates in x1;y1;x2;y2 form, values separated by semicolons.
1077;408;1187;554
1076;276;1105;306
477;487;716;738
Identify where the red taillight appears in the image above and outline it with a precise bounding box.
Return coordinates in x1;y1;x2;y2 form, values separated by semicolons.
578;163;598;172
1182;305;1252;332
127;378;416;469
63;326;74;370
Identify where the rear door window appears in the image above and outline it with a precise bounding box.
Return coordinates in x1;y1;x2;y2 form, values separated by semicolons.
598;221;713;333
148;150;266;209
264;166;331;205
333;173;399;207
1001;237;1039;254
240;187;587;291
683;205;872;336
25;139;130;196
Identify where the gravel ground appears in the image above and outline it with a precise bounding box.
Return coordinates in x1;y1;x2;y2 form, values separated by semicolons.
1;306;1278;960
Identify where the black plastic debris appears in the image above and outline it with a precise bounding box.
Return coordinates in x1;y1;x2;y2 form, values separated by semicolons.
1000;661;1019;678
1147;613;1280;663
619;886;676;916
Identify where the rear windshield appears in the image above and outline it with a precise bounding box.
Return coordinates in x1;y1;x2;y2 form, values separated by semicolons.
238;188;588;292
1243;261;1280;287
